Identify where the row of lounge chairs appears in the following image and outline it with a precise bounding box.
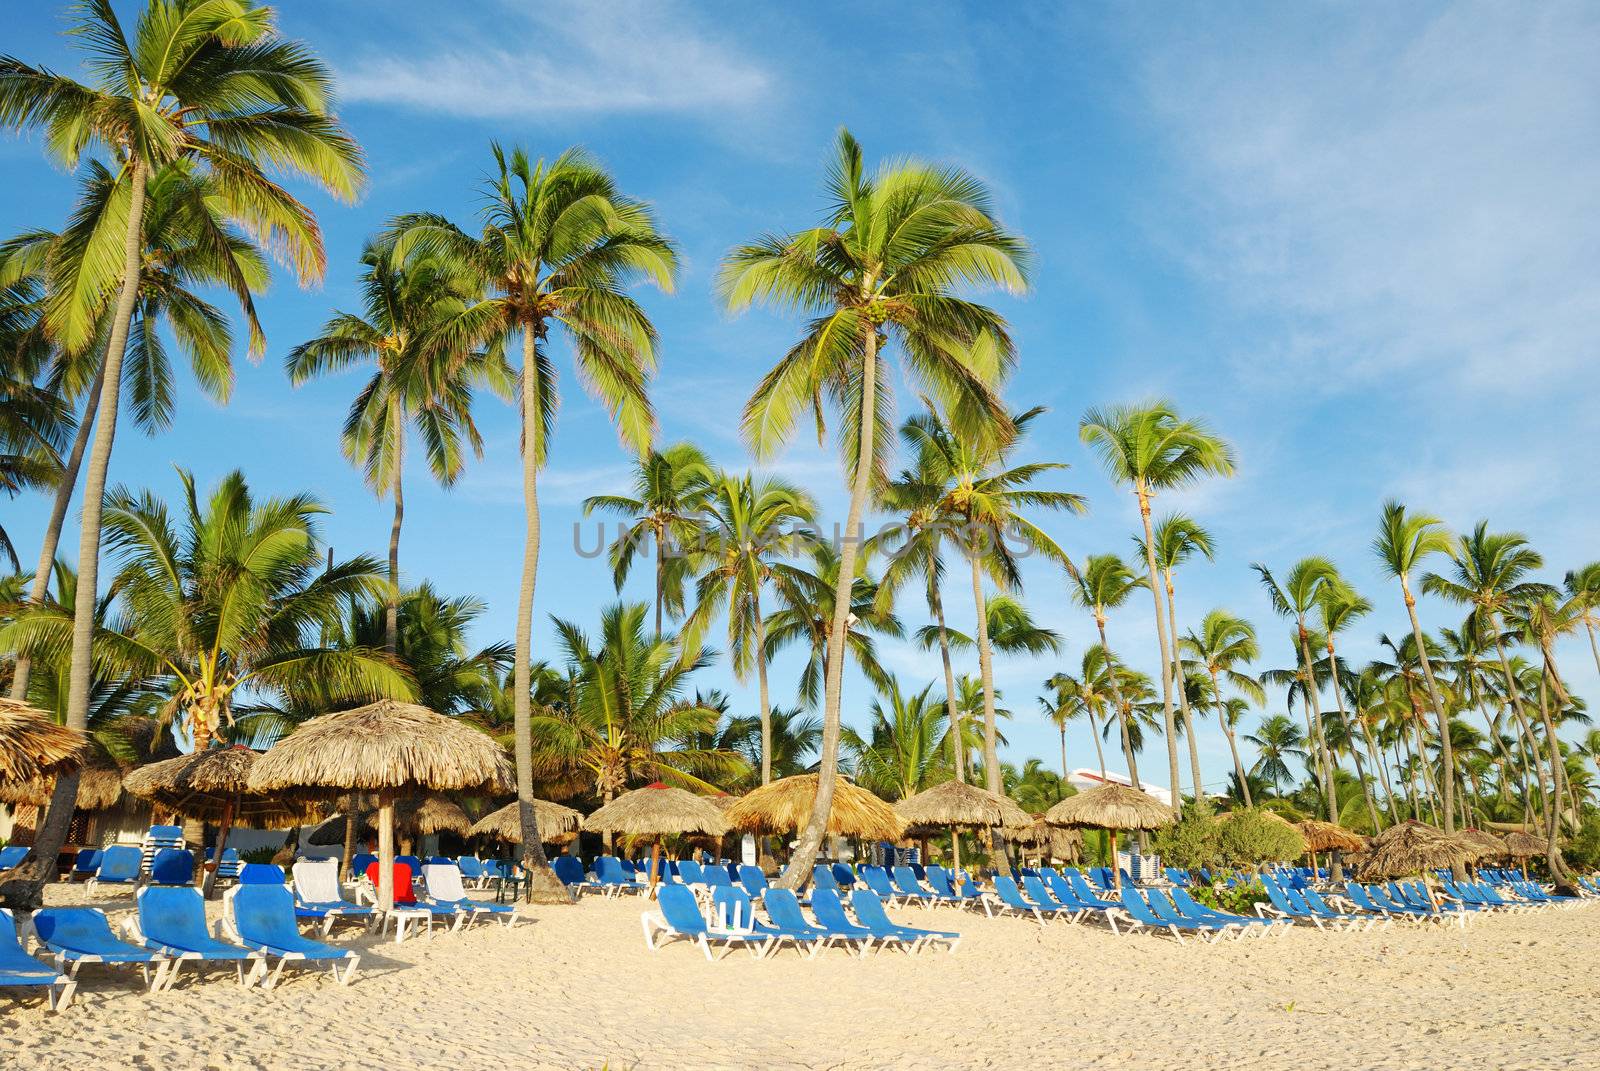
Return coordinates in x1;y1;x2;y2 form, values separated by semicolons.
642;885;960;959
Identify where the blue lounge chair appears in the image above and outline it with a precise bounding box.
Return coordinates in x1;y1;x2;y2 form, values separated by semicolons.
349;853;377;882
551;855;602;896
1023;875;1088;922
0;909;74;1011
1064;869;1123;912
641;884;770;959
858;866;907;906
891;865;940;905
1044;871;1126;933
762;889;851;956
920;866;975;906
423;863;520;929
829;862;856;888
808;889;888;953
32;907;169;990
1164;867;1191;886
810;865;842;896
848;890;959;953
213;848;242;884
1258;875;1331;928
700;865;733;890
1296;885;1384;931
736;864;770;900
0;845;27;870
710;887;812;958
594;855;643;896
675;859;705;885
989;876;1067;923
1117;887;1233;943
87;844;142;893
1168;887;1285;936
70;848;102;882
239;863;285;884
149;848;195;886
290;858;374;935
225;883;359;987
479;859;507;887
131;885;262;987
1144;889;1248;940
456;857;486;887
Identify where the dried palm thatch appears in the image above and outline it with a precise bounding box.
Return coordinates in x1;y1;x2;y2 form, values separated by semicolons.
0;698;85;782
1296;820;1366;854
725;774;904;841
584;784;728;838
1356;821;1472;879
1454;828;1506;859
0;755;125;812
1503;831;1547;858
468;799;583;843
1011;815;1083;862
894;780;1032;832
305;795;475;845
122;748;321;828
1044;784;1175;831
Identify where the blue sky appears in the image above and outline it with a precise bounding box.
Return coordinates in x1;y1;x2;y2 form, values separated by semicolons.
5;1;1599;793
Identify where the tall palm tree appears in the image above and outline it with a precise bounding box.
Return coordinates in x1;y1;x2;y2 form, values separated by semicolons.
1372;501;1459;841
1562;563;1600;677
1316;576;1381;834
1246;714;1307;798
844;677;948;801
391;145;676;899
1044;646;1122;781
0;276;62;576
1142;513;1216;808
0;0;363;897
1070;554;1146;788
583;443;713;638
763;541;902;709
1253;558;1340;822
1180;609;1266;806
718;129;1028;887
1080;402;1235;816
684;470;816;784
1504;590;1584;882
289;240;509;653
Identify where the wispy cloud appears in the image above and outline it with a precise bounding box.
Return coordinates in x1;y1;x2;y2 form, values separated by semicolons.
337;1;772;122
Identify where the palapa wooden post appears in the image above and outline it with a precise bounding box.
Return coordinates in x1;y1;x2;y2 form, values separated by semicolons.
200;796;236;899
1110;829;1120;890
650;839;662;893
377;788;396;912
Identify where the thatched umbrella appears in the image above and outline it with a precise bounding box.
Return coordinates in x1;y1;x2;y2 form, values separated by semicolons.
306;794;475;849
1295;819;1366;873
1456;828;1506;857
123;746;323;896
584;784;728;889
725;774;905;845
247;700;512;911
895;780;1030;869
0;755;126;813
467;799;583;844
1045;784;1173;890
0;698;85;782
1503;830;1547;878
1011;814;1084;864
1356;821;1472;881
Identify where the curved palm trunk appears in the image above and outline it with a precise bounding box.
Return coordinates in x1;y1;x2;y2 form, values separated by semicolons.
1207;668;1252;806
1363;717;1398;826
653;528;665;640
1096;621;1140;790
930;583;965;784
386;414;404;654
9;361;105;702
968;553;1012;869
1136;489;1181;816
1399;574;1456;841
1295;624;1338;823
1087;707;1107;780
778;330;877;891
1585;618;1600;678
10;161;149;907
753;589;772;786
513;329;562;903
1324;641;1376;847
1534;646;1576;885
1162;571;1205;809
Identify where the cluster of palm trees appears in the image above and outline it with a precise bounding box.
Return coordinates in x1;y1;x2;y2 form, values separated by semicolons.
2;2;1596;906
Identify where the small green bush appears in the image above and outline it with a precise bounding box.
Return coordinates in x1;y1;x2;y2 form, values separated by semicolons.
1151;813;1222;870
239;846;281;865
1217;808;1305;869
1189;880;1270;915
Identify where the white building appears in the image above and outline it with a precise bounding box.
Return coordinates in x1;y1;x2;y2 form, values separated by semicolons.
1066;768;1172;807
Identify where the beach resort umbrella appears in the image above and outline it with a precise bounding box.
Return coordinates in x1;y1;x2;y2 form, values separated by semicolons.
725;774;905;847
1455;828;1506;858
584;783;728;889
123;746;323;896
467;798;583;844
0;697;84;783
247;700;512;911
1296;819;1366;873
0;750;126;814
1355;821;1472;882
1010;814;1084;864
1044;784;1174;889
1503;831;1547;878
894;780;1031;869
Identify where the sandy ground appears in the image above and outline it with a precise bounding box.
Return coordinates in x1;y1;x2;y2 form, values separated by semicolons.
2;880;1596;1071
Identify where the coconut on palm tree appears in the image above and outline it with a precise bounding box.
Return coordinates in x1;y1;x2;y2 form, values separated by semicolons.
0;0;363;898
389;145;676;899
1080;402;1235;816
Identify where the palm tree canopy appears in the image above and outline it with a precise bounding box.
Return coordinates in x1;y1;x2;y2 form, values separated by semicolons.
1372;499;1454;579
1079;400;1235;494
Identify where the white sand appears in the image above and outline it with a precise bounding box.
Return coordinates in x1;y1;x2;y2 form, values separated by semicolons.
2;883;1596;1070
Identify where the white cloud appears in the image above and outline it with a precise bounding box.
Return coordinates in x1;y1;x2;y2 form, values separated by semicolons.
338;1;772;121
1130;1;1600;395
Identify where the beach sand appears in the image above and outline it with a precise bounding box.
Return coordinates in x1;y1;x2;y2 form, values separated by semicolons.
2;882;1595;1070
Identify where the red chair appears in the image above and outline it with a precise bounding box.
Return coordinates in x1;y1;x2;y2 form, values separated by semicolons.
361;862;442;942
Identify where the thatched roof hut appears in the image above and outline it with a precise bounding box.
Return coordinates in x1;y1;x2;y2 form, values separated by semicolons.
584;785;728;839
725;774;904;841
306;795;477;846
0;698;85;782
894;780;1032;832
1503;831;1547;858
467;799;583;843
1011;814;1083;862
1045;784;1174;831
0;755;125;812
1355;821;1472;879
1296;820;1366;855
1453;828;1506;861
247;700;512;911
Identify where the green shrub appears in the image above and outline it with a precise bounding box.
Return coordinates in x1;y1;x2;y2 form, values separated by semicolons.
239;846;281;865
1217;808;1305;870
1151;813;1222;870
1190;880;1271;915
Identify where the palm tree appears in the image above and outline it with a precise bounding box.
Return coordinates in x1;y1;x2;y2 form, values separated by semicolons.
1141;513;1216;808
1070;554;1146;788
1180;609;1266;806
684;470;816;784
1372;501;1459;841
1080;402;1235;816
289;240;509;653
1562;563;1600;677
6;160;270;701
1246;714;1307;797
763;541;902;710
1316;577;1381;833
1504;590;1584;882
0;1;363;897
583;443;713;638
0;277;61;575
719;129;1029;887
1043;646;1120;781
723;705;821;785
390;145;676;898
1253;558;1339;822
844;677;948;801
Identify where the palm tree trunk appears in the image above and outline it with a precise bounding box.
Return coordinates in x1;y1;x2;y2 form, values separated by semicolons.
1059;726;1069;783
1364;718;1398;826
1535;649;1576;884
1488;619;1551;830
1324;640;1377;843
930;581;965;784
778;327;877;891
1164;573;1205;809
8;160;149;908
1585;619;1600;679
1207;668;1252;806
967;552;1011;868
1136;488;1181;816
1399;574;1456;838
512;328;561;903
1087;709;1107;780
9;361;105;702
1295;624;1338;823
386;416;404;654
753;588;772;786
1096;621;1139;790
653;527;665;640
